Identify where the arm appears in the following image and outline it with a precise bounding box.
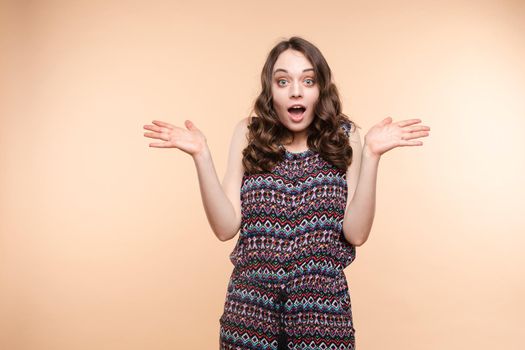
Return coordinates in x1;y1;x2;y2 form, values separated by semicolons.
193;117;249;241
342;117;431;246
342;126;380;247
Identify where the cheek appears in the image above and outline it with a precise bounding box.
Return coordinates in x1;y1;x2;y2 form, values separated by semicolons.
271;91;286;109
310;95;320;108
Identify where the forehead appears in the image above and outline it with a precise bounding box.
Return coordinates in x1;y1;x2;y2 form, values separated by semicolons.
273;49;314;75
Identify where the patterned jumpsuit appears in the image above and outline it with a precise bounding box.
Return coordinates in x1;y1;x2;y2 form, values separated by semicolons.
219;121;356;349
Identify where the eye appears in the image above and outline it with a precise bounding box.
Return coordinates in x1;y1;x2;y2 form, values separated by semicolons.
276;78;315;87
305;78;315;86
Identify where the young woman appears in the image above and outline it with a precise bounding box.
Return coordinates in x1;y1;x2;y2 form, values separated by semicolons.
143;36;430;350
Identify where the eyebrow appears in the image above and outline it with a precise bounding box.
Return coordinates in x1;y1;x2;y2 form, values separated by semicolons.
273;68;314;75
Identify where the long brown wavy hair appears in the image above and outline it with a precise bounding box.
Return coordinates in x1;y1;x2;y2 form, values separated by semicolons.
242;36;360;175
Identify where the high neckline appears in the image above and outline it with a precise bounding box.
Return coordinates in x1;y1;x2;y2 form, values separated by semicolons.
280;144;314;158
285;148;312;155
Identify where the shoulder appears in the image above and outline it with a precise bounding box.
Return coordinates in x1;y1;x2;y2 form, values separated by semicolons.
231;116;256;147
237;115;258;129
235;116;253;133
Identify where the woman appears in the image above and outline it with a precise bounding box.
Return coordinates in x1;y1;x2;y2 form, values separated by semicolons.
143;36;430;349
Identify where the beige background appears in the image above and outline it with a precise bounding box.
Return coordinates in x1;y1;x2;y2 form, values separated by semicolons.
1;0;524;349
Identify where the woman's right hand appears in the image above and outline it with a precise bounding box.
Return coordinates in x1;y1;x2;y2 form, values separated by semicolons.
143;119;208;157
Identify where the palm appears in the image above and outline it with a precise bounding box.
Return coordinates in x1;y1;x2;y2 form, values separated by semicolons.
364;117;430;157
143;120;207;156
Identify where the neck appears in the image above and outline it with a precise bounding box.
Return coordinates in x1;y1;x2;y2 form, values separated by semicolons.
282;130;308;146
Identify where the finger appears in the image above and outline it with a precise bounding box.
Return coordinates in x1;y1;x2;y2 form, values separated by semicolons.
185;120;198;130
152;120;174;129
380;117;393;126
399;139;424;146
147;124;186;135
149;141;172;148
145;126;172;140
157;132;170;141
401;131;430;140
143;125;164;132
144;132;169;141
397;119;422;127
405;125;431;132
143;131;158;139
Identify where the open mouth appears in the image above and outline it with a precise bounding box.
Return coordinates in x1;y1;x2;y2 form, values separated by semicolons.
287;106;306;120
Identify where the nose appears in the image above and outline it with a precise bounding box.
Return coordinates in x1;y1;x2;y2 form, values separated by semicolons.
289;80;303;98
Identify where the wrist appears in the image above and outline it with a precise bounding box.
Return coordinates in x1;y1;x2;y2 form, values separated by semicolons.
362;144;381;160
193;146;211;162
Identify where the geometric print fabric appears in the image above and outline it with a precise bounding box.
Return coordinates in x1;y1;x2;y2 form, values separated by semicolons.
220;121;356;349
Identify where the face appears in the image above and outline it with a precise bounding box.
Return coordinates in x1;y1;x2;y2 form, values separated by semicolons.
271;49;320;140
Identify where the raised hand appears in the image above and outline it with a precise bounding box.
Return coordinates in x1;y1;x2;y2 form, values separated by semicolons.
143;119;208;157
363;117;430;158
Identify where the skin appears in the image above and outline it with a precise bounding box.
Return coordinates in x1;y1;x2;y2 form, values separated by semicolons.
271;49;320;151
142;50;431;245
342;116;430;245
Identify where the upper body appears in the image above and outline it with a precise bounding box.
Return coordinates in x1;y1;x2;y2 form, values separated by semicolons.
221;46;364;244
220;113;363;244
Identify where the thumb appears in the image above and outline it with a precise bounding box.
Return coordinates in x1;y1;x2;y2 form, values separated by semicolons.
380;116;392;126
185;120;196;130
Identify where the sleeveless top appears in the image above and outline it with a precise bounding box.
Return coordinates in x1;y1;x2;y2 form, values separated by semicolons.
219;120;356;349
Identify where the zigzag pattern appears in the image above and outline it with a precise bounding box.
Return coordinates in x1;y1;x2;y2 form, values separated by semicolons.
220;121;356;349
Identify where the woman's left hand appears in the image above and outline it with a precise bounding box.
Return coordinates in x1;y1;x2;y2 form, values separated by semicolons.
363;117;431;158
